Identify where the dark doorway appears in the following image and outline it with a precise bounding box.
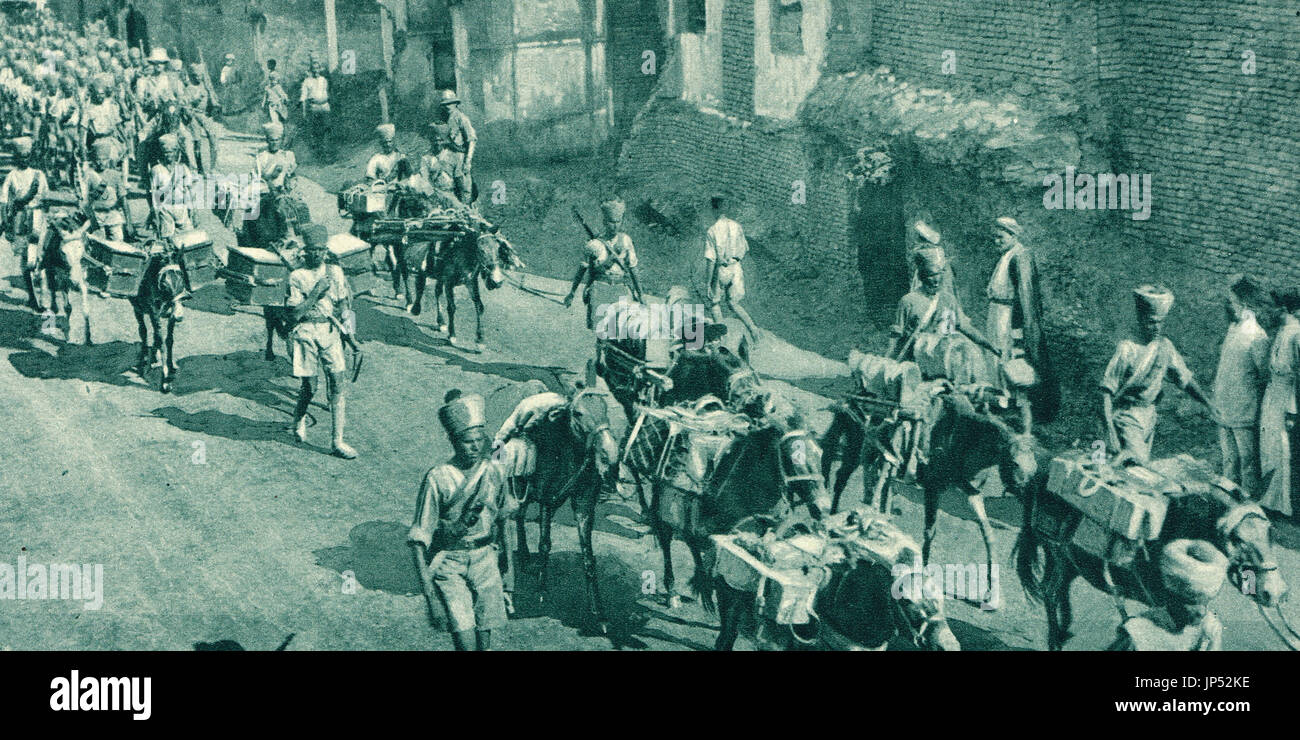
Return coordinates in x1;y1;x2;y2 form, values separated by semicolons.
607;0;665;136
853;179;908;322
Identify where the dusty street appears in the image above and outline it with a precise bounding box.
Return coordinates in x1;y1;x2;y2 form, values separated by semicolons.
0;130;1295;652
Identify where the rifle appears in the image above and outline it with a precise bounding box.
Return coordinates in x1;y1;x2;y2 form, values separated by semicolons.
571;205;643;302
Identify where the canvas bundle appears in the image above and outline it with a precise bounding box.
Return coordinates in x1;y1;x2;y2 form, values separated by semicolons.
1047;450;1183;543
622;404;751;495
713;532;826;625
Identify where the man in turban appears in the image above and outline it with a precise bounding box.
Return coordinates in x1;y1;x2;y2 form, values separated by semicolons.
1;136;50;311
287;224;356;459
986;216;1059;429
889;245;998;365
564;196;643;330
409;389;517;650
1100;285;1218;466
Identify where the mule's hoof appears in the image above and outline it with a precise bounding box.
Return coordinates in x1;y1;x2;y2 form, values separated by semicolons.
410;302;422;316
667;595;682;610
438;325;449;335
597;620;610;636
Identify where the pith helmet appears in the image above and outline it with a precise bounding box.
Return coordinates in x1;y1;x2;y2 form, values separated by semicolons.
437;89;460;106
146;47;169;65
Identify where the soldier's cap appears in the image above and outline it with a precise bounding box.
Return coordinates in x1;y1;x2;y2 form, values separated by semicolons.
376;123;396;141
261;121;284;140
913;246;947;278
1133;284;1174;319
145;47;169;65
439;390;486;436
994;216;1022;237
1272;287;1300;314
600;197;625;223
300;224;329;251
10;136;33;155
1227;273;1267;307
158;133;180;151
437;89;460;106
912;219;941;245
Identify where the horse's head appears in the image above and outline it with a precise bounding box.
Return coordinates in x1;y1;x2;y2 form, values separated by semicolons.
1218;503;1287;608
566;388;620;487
889;559;962;651
775;426;831;517
474;230;506;289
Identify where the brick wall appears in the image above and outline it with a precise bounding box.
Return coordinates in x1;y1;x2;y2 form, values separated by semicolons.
720;0;754;117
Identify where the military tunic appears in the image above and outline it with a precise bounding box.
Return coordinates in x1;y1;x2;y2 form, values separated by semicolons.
1099;336;1197;465
408;460;517;633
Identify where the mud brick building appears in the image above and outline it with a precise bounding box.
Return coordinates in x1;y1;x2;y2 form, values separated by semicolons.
619;0;1300;397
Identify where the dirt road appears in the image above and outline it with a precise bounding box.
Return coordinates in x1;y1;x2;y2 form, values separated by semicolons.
0;130;1294;651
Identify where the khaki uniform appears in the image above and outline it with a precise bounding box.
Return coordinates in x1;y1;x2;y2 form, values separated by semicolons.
286;263;349;378
1260;316;1300;516
149;161;195;236
1213;312;1269;498
705;216;748;303
408;460;517;633
1100;337;1197;465
1;166;48;257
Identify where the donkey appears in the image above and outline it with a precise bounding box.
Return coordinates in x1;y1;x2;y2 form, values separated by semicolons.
916;392;1039;606
501;387;622;634
1015;457;1291;650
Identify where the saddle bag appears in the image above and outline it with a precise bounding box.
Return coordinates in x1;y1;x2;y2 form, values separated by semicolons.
622;404;750;495
327;232;379;296
173;229;215;288
713;533;825;625
848;350;924;408
405;216;465;243
83;235;146;297
221;246;290;305
1046;450;1180;542
912;333;991;385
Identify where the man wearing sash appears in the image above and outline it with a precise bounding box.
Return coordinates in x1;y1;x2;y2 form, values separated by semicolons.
1100;285;1217;465
563;197;642;330
1;136;50;311
409;390;517;651
890;246;997;363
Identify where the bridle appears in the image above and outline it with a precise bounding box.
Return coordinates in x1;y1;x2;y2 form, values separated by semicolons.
548;391;614;501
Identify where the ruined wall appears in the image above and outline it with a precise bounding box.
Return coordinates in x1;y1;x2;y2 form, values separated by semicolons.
451;0;612;160
620;0;1273;401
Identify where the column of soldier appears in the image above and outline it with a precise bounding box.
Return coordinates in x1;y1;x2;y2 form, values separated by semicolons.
3;9;1292;650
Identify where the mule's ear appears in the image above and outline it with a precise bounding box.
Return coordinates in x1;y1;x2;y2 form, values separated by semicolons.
584;359;598;389
737;334;751;365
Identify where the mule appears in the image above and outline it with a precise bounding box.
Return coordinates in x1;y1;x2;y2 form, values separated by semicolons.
28;211;92;341
631;410;831;612
129;238;190;393
714;521;960;651
1015;457;1291;650
502;388;622;633
413;228;519;349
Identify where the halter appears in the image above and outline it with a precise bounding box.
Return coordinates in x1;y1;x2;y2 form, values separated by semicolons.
547;392;613;501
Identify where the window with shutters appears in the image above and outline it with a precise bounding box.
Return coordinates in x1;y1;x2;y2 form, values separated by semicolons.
770;1;803;56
